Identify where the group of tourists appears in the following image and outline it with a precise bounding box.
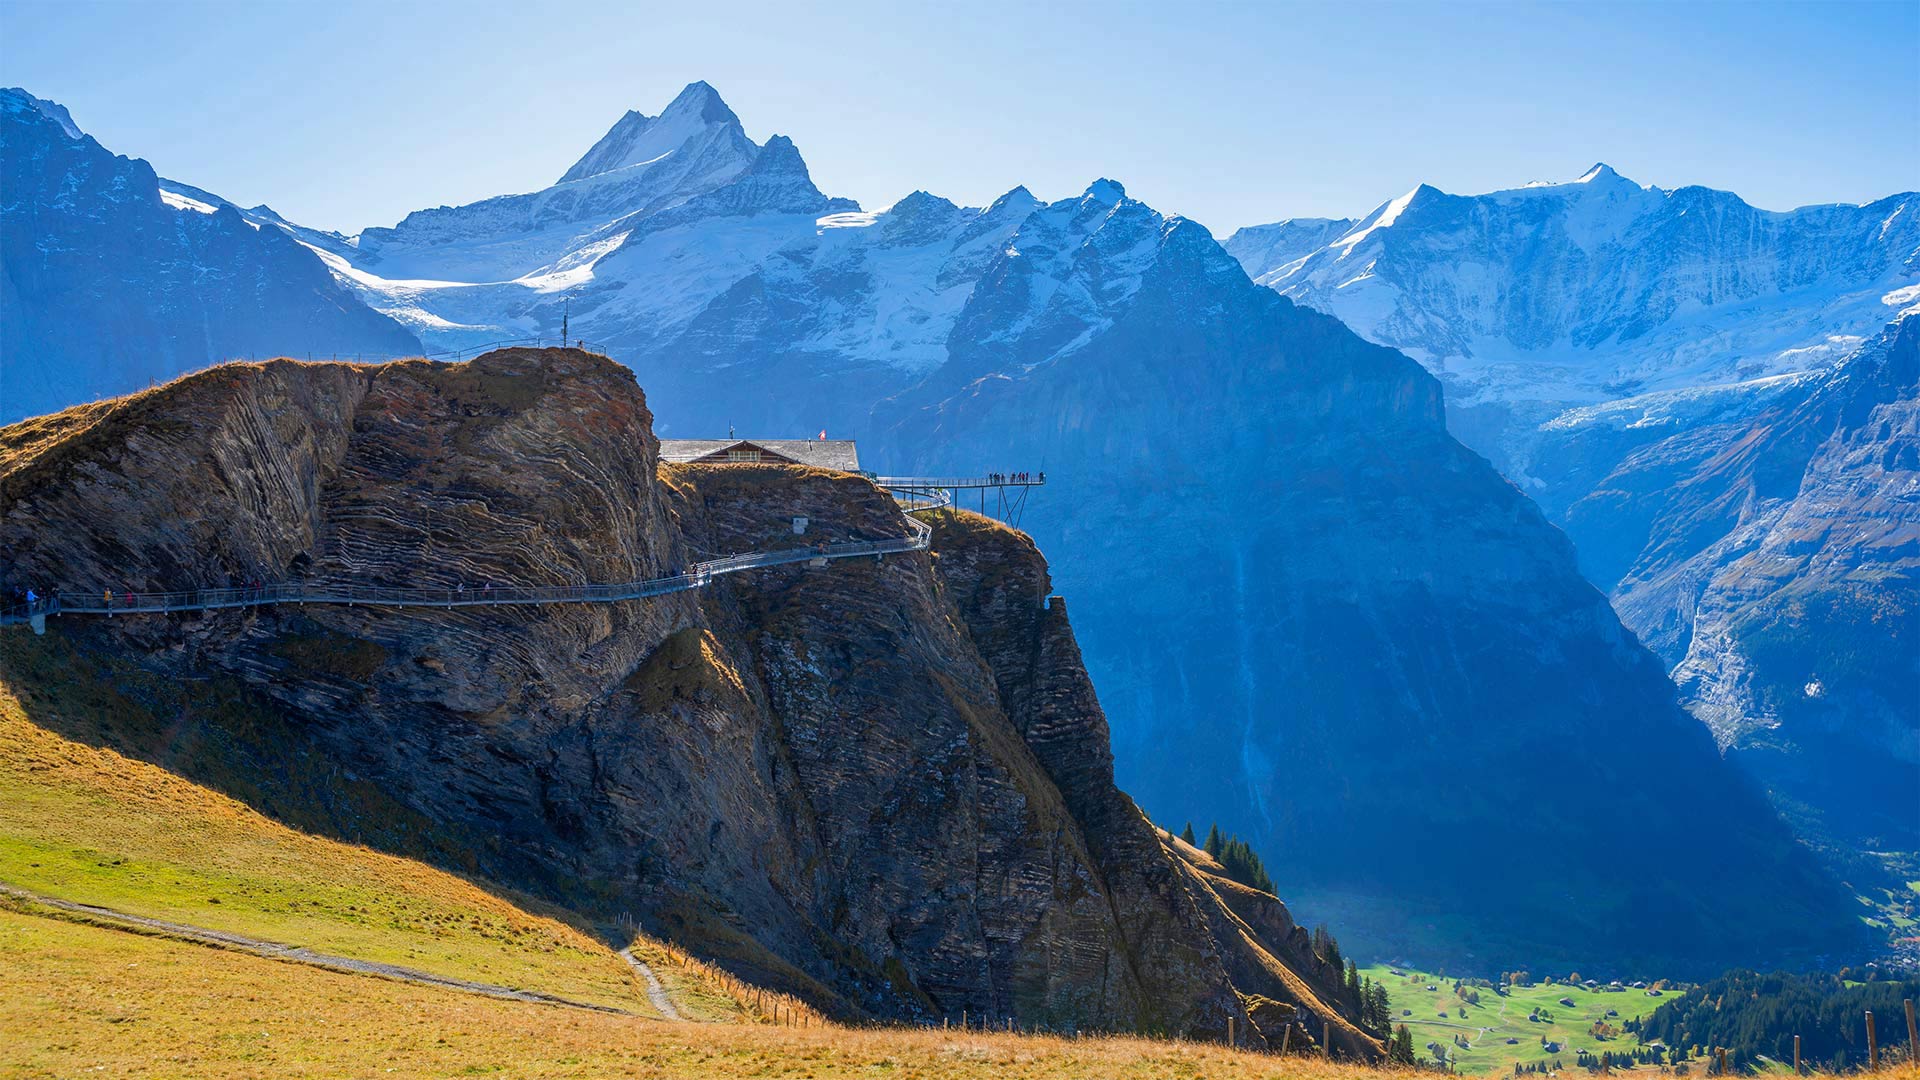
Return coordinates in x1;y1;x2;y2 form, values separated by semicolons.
987;471;1044;485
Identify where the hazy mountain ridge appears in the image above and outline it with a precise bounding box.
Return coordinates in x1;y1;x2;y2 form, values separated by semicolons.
0;87;421;422
228;81;861;350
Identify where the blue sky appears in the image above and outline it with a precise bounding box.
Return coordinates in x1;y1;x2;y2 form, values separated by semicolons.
5;0;1914;236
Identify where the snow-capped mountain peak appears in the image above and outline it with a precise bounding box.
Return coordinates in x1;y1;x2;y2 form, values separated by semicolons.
1227;168;1920;425
557;80;748;185
337;82;820;286
983;185;1042;221
2;87;82;140
1575;161;1625;184
1326;185;1428;255
747;133;806;176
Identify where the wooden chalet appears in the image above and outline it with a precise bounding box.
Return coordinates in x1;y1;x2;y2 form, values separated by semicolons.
658;438;861;472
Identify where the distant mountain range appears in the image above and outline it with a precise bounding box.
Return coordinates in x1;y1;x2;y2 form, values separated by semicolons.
0;88;420;422
1226;171;1918;857
1;82;1893;973
1225;164;1916;448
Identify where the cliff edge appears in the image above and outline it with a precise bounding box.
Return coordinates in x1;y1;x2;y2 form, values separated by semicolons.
0;348;1379;1055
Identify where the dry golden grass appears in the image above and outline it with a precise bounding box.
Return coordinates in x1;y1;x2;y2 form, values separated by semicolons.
3;643;1911;1079
1;908;1410;1080
0;684;687;1014
934;505;1030;541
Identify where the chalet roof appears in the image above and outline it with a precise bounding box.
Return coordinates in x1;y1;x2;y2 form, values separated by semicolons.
658;438;861;472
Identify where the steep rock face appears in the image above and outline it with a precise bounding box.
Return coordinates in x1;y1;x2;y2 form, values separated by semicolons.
0;88;422;423
931;513;1377;1051
0;348;1370;1047
867;205;1859;975
1563;315;1919;853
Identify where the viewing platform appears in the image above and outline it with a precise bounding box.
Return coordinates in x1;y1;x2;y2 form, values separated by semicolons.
870;474;1045;490
657;434;1044;523
874;473;1045;523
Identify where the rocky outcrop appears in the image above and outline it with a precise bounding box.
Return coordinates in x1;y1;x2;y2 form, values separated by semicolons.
929;513;1375;1055
0;347;1374;1050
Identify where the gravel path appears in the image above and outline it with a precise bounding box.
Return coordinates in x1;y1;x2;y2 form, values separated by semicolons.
1;881;635;1015
618;947;685;1021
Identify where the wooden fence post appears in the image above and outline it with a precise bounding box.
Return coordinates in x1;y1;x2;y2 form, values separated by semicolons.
1281;1025;1291;1056
1866;1009;1877;1071
1228;1016;1235;1048
1907;1000;1918;1067
1793;1034;1801;1075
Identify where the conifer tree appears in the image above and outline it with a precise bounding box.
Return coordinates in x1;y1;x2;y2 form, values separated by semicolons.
1391;1024;1418;1066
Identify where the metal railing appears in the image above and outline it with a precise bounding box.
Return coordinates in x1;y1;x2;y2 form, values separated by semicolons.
1;492;940;625
871;475;1045;490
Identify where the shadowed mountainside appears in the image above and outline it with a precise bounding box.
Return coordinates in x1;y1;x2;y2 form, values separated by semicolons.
0;347;1378;1054
0;88;421;423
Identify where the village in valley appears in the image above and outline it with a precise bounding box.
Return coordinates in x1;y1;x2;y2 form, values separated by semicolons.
1362;965;1690;1075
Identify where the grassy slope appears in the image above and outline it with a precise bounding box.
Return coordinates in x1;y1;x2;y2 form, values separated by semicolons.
1;908;1401;1080
0;682;728;1017
1365;965;1685;1074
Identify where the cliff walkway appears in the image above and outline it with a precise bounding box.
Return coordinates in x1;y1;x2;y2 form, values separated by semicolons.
876;474;1043;525
1;487;948;632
